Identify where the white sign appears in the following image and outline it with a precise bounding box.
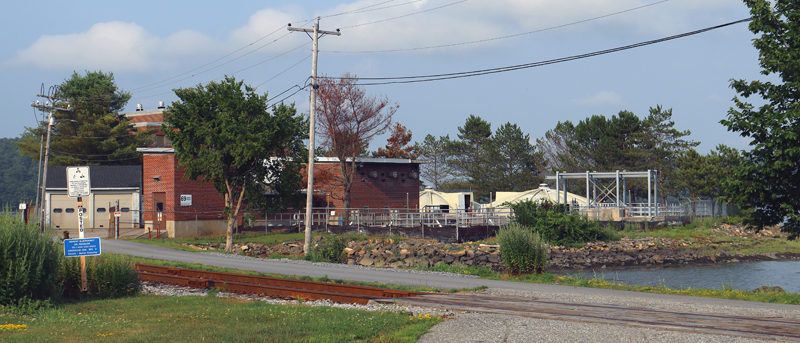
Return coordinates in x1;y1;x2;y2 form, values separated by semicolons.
18;203;26;210
66;166;91;197
180;194;192;206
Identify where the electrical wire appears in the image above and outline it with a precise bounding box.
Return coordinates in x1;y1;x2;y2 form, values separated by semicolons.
317;18;752;86
324;0;670;54
255;54;312;89
321;0;426;19
231;43;309;76
267;85;309;108
340;0;469;29
130;18;314;93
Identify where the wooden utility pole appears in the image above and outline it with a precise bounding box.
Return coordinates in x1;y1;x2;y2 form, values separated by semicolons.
288;18;341;254
31;89;70;232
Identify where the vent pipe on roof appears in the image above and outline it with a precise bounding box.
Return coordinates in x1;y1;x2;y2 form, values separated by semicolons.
136;104;143;111
157;101;165;109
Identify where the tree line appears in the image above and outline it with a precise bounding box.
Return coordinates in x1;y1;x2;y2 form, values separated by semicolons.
3;0;797;240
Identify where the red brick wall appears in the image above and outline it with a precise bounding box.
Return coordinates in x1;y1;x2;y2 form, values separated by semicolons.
307;162;420;209
143;154;421;224
172;164;226;221
142;154;175;221
142;153;225;222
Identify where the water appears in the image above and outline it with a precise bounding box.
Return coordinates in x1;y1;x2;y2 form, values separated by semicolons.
567;260;800;294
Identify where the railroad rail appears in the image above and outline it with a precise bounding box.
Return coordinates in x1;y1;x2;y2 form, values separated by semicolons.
135;263;428;305
376;293;800;342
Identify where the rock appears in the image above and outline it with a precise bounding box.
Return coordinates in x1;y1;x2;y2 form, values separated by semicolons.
358;257;374;266
343;247;354;255
752;286;785;293
488;254;500;263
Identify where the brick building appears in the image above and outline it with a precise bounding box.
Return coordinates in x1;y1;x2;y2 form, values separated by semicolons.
311;157;420;210
138;148;421;237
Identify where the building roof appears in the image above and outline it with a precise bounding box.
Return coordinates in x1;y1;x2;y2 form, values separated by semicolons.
46;165;142;190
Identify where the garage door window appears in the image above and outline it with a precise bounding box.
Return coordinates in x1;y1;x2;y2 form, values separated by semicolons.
120;207;130;212
65;208;75;213
96;208;106;213
53;208;63;213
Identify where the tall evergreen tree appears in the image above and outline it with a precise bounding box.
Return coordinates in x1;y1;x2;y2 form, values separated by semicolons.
415;134;453;190
17;71;151;165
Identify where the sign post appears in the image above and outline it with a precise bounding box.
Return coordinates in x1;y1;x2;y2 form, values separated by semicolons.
66;166;93;295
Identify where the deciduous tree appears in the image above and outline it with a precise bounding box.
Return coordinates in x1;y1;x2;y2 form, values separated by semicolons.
721;0;800;238
374;123;417;159
316;74;396;214
164;77;306;251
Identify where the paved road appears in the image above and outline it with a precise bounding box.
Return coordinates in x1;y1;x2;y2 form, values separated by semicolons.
103;239;800;342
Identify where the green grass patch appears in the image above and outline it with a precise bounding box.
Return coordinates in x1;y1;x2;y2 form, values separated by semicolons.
0;295;441;343
127;232;407;253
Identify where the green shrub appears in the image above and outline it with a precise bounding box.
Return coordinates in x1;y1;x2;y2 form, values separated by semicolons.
509;200;614;246
62;255;140;299
305;237;347;263
497;223;549;275
0;211;62;307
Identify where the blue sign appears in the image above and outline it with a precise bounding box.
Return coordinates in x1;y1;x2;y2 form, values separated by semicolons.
64;238;101;257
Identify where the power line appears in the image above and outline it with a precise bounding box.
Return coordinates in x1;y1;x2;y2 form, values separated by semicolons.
255;55;312;89
231;43;309;76
341;0;469;29
130;19;314;93
324;0;670;54
267;86;308;108
321;0;425;19
318;18;752;86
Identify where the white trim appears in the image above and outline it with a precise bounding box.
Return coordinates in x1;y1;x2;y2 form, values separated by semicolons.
132;122;163;127
123;109;164;117
137;147;175;153
314;156;417;164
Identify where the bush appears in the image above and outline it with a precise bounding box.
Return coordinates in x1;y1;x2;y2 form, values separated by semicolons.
62;255;140;299
305;237;347;263
0;211;62;307
509;200;614;246
497;223;548;275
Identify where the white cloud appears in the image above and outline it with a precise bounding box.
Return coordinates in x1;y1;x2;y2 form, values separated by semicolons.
10;0;743;72
574;91;622;106
12;21;214;72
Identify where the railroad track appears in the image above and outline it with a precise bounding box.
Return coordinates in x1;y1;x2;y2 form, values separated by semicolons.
135;263;427;305
375;293;800;341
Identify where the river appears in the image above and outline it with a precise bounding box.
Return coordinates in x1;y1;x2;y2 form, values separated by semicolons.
568;260;800;294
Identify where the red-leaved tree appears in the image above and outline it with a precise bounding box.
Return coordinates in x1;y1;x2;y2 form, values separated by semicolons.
316;74;396;216
374;123;418;159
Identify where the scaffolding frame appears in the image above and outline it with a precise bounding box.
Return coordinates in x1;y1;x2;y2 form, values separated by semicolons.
546;170;659;217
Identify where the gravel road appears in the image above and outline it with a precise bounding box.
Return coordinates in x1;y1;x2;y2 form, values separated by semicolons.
104;239;800;342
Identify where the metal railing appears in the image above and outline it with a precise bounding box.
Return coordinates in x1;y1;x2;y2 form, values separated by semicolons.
265;207;514;230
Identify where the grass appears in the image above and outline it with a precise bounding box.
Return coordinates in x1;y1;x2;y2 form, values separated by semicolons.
0;295;441;343
127;232;408;253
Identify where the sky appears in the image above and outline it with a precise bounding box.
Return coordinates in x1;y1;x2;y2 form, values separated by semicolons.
0;0;763;153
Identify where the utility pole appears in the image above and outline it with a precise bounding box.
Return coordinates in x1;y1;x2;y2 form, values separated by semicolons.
31;86;70;232
288;18;340;255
